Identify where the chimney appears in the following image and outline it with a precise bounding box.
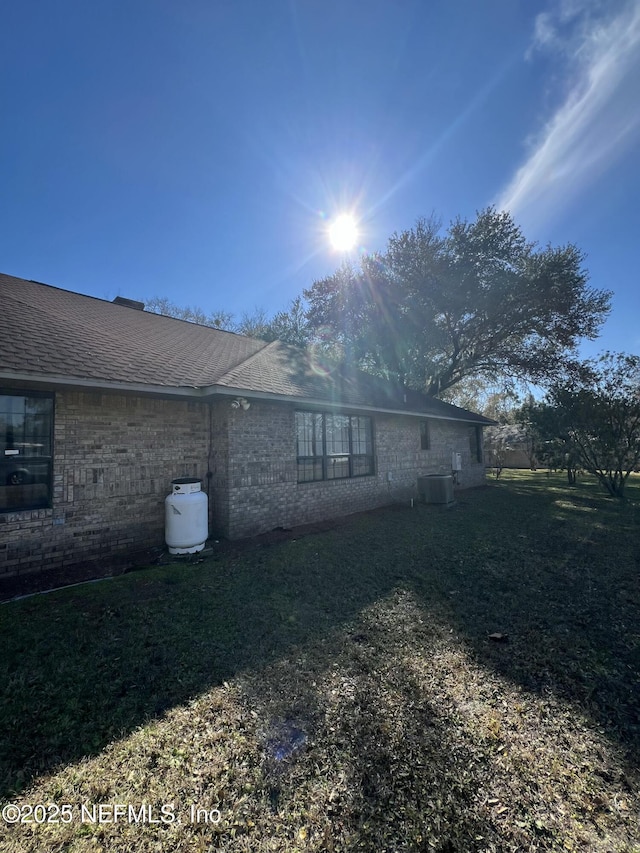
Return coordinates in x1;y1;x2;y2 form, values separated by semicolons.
112;296;145;310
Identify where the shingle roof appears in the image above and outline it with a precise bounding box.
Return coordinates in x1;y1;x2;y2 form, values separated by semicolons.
216;340;492;423
0;274;266;387
0;273;493;424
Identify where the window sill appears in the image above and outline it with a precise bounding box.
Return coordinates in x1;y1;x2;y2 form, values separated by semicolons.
297;473;376;485
0;507;53;522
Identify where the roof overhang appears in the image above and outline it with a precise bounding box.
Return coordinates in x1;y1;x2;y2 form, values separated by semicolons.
203;384;494;424
0;371;494;425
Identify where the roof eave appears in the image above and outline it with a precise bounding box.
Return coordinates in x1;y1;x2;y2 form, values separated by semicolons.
0;371;199;398
202;384;494;424
0;371;493;424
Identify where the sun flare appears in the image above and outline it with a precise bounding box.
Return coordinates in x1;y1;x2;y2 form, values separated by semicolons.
328;214;358;252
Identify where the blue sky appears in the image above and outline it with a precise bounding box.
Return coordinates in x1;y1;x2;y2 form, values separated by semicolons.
2;0;639;360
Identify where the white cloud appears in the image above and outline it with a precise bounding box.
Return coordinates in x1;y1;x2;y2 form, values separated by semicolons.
526;0;585;58
497;0;640;229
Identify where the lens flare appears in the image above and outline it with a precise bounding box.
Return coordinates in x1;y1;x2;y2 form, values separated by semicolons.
328;214;358;251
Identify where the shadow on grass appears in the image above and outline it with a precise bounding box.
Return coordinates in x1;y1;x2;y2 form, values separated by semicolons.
420;473;640;763
1;471;638;815
0;518;432;800
242;637;498;851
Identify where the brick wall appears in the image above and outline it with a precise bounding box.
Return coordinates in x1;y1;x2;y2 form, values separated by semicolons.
208;401;230;535
0;391;210;580
221;401;486;539
1;391;486;581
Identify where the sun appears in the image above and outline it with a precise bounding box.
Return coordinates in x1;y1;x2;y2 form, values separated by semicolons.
328;213;358;252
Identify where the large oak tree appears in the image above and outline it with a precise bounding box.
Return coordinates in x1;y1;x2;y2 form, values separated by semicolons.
304;208;611;396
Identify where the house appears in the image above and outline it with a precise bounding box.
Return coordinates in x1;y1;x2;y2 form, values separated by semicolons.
0;273;493;582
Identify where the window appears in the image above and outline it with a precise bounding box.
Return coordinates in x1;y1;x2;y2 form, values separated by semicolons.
296;411;323;483
296;411;374;482
470;425;483;463
420;420;431;450
0;392;53;512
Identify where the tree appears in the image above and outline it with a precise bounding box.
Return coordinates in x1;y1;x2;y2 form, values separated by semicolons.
519;399;580;483
238;296;309;347
541;353;640;498
144;295;311;347
304;208;611;396
236;306;272;339
272;296;312;348
144;296;235;330
484;423;525;479
439;374;522;422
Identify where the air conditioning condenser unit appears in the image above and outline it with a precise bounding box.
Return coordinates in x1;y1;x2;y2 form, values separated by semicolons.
418;474;455;505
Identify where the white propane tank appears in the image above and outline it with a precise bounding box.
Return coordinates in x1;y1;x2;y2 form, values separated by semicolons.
165;478;208;554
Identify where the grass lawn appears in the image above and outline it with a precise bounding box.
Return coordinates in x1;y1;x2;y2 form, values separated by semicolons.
1;471;639;852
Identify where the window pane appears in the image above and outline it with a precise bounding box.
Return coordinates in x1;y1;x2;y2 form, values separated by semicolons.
327;456;350;479
0;396;24;451
295;411;309;456
326;414;349;455
475;426;483;463
0;393;53;511
351;416;372;455
297;458;323;482
420;421;430;450
296;411;322;457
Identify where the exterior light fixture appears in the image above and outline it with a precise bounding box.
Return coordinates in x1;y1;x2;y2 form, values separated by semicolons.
231;397;250;410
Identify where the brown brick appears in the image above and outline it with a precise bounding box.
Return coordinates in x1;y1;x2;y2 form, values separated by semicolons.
1;393;486;582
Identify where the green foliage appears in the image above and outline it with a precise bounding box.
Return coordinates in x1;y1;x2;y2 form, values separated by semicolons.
522;353;640;494
517;398;581;483
304;208;611;395
145;209;610;402
255;296;311;348
543;352;640;497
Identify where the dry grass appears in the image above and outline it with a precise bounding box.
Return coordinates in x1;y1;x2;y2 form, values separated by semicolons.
1;471;639;851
